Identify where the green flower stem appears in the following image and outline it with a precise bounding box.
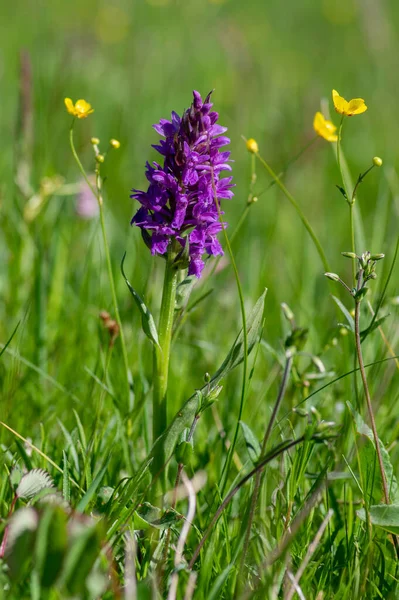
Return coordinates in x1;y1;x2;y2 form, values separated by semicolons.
349;202;356;281
354;306;387;499
152;250;179;491
354;274;399;563
336;116;356;283
69;125;131;409
255;152;330;273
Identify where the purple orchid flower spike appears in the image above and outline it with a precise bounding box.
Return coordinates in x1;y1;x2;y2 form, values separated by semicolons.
131;90;234;277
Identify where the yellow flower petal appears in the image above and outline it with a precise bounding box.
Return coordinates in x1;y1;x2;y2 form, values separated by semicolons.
64;97;94;119
64;97;75;116
332;89;349;115
332;89;367;117
347;98;367;115
313;111;338;142
75;99;94;118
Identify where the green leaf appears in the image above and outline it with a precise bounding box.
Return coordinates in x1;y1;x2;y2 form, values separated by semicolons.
360;313;390;343
208;564;234;600
148;289;267;475
347;402;398;502
73;408;87;450
0;321;20;360
209;289;267;384
62;451;71;504
121;253;159;347
240;421;261;465
357;504;399;535
59;519;105;596
76;454;111;513
175;275;197;310
332;296;354;332
16;469;54;500
57;420;80;476
35;505;68;588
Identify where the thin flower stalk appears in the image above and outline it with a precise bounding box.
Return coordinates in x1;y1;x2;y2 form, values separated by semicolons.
68;125;131;408
354;271;389;504
354;269;399;558
333;89;368;284
336;116;356;283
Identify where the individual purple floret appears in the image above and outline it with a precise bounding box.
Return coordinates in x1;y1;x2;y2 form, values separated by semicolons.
131;90;234;278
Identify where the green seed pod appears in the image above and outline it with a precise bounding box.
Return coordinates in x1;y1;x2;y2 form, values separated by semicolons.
341;252;357;259
281;302;295;322
316;420;336;433
324;272;340;282
293;407;308;418
370;253;385;261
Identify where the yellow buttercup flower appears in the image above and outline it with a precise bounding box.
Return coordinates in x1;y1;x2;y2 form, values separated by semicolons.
313;112;338;142
332;89;367;117
64;98;94;119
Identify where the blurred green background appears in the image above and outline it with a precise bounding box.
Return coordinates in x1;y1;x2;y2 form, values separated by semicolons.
1;0;398;432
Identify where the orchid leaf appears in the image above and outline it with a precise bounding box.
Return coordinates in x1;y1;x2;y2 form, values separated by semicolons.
121;252;160;347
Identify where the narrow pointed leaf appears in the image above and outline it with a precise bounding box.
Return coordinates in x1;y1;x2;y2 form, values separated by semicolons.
240;421;261;465
76;454;111;514
360;313;390;343
332;296;354;332
149;289;267;473
121;253;159;347
347;402;398;502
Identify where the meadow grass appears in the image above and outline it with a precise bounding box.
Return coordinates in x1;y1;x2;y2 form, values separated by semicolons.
1;1;399;598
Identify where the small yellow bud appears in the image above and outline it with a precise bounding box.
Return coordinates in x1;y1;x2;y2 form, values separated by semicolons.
91;137;100;145
246;138;259;154
110;138;120;149
373;156;383;167
96;154;105;163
